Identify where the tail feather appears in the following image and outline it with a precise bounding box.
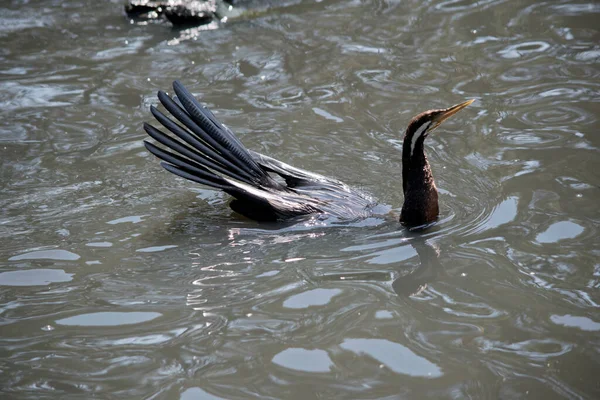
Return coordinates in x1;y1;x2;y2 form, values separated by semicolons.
161;162;233;191
143;122;243;181
144;140;238;188
149;106;255;183
172;81;258;170
156;91;245;173
159;87;264;182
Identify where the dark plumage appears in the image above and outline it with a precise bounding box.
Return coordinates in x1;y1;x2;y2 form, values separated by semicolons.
143;81;473;226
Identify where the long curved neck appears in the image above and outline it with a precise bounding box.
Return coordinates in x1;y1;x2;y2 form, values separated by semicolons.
400;134;439;226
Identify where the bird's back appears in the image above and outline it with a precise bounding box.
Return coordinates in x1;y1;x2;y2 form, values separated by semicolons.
250;151;377;220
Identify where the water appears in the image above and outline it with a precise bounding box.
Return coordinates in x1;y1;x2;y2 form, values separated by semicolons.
1;0;599;398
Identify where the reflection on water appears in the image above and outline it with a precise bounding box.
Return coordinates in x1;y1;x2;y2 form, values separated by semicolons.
340;338;443;377
8;249;81;261
55;311;162;327
272;348;334;373
0;269;74;286
1;0;599;398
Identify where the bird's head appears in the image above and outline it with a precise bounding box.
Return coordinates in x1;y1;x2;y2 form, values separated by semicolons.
403;99;475;160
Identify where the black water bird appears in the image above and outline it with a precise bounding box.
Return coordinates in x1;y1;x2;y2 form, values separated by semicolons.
143;81;474;226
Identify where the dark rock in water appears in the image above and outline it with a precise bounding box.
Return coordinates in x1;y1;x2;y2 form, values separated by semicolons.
125;0;225;26
125;0;307;28
164;1;218;25
125;1;169;17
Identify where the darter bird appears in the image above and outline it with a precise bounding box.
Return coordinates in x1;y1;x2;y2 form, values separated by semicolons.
143;81;474;226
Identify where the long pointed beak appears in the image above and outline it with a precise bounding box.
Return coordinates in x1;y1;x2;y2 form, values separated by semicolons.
431;99;475;130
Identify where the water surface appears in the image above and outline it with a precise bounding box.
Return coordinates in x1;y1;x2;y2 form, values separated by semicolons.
1;0;599;398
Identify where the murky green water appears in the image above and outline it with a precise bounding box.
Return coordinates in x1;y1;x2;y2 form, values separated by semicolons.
1;0;599;398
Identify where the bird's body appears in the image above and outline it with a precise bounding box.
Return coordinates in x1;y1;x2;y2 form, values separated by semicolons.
143;81;473;226
241;151;377;220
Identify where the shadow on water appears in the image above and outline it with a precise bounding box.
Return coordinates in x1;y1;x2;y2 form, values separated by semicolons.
317;231;445;298
392;235;443;297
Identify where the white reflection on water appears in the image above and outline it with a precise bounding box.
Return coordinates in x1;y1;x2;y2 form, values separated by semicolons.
56;312;162;327
283;288;342;309
272;348;334;373
0;269;73;286
340;338;443;378
180;387;226;400
550;314;600;332
9;249;80;261
536;221;584;243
